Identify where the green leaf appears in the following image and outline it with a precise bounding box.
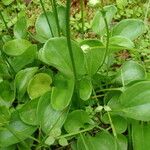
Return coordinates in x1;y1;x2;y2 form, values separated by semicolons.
116;0;128;8
27;73;52;99
112;19;145;41
80;39;105;76
3;39;31;56
109;36;135;52
59;138;68;146
51;73;74;110
15;67;38;100
0;111;36;147
0;81;15;108
39;37;85;77
0;106;11;127
92;5;117;35
37;92;69;134
14;17;27;39
118;81;150;121
1;0;14;5
77;131;116;150
19;98;39;126
114;61;146;86
117;134;128;150
64;110;93;133
79;77;92;101
11;45;37;72
132;121;150;150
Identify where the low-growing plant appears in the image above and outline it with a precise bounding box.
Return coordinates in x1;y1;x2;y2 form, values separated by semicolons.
0;0;150;149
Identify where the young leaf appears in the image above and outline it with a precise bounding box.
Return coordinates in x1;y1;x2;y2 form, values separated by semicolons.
0;111;36;147
15;67;38;100
118;81;150;121
114;61;146;86
37;92;69;134
64;110;93;133
3;39;31;56
112;19;145;41
14;17;27;39
51;73;74;110
92;5;117;35
27;73;52;99
80;39;106;76
39;37;85;77
19;98;39;126
79;77;92;101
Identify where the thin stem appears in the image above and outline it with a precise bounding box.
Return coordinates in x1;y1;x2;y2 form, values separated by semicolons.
39;0;54;37
52;0;61;36
96;9;110;73
80;0;84;39
0;11;9;32
97;87;123;93
66;0;77;80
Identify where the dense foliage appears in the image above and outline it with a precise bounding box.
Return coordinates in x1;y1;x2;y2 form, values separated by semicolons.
0;0;150;149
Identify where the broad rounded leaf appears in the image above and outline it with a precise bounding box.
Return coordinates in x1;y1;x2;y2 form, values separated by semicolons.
39;37;85;77
27;73;52;99
51;74;74;110
64;110;93;133
0;111;36;147
114;61;146;85
119;81;150;121
19;98;39;126
37;92;69;134
112;19;145;41
15;67;38;100
3;39;31;56
109;36;134;52
92;5;117;35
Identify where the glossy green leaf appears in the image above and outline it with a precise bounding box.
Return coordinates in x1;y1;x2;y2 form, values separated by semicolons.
112;19;145;41
114;61;146;85
109;36;135;52
92;5;117;35
0;111;36;147
117;134;128;150
132;121;150;150
79;77;92;101
11;45;37;72
37;92;69;134
77;131;116;150
39;37;85;77
80;39;105;76
51;74;74;110
118;81;150;121
14;17;27;39
27;73;52;99
15;67;38;100
3;39;31;56
19;98;39;126
64;110;93;133
0;81;15;108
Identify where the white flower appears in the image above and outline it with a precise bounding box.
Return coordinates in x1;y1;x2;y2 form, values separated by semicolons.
89;0;100;7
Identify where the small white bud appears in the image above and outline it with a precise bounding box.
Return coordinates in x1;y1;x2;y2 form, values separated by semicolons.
95;106;103;112
81;44;90;53
104;106;112;112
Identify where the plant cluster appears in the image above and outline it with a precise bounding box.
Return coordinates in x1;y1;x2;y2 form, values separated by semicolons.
0;0;150;150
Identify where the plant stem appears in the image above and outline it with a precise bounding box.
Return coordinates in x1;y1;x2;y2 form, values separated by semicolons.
0;11;9;33
51;0;61;36
79;0;84;39
97;87;123;93
66;0;77;80
39;0;54;37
